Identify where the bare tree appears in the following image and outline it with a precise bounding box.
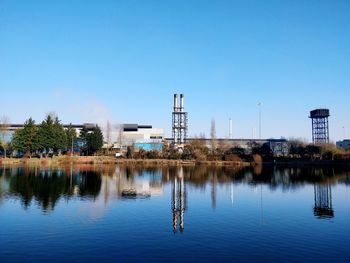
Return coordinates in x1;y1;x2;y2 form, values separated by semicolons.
218;139;231;153
106;121;112;153
0;116;10;158
116;124;124;151
46;111;57;119
210;118;217;153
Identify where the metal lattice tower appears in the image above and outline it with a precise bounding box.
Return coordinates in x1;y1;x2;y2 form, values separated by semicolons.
309;109;330;144
172;94;188;146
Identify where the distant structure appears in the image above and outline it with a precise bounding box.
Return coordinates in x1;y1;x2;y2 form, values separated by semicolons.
229;118;233;139
172;94;188;146
309;109;330;144
336;139;350;150
6;123;96;132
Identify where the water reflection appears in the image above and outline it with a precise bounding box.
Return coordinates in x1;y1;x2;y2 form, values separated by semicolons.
3;167;101;212
172;167;187;233
0;165;349;223
314;184;334;219
118;166;163;199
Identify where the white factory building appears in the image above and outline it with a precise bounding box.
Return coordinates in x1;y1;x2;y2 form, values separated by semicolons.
108;124;164;151
121;124;163;144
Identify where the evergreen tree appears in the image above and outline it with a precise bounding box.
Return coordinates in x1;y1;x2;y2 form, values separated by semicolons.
79;125;104;155
87;125;104;155
53;117;67;153
79;127;89;155
11;118;39;156
65;124;77;153
36;115;55;155
36;115;67;155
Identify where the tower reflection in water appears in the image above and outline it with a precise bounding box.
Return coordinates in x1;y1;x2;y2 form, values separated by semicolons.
172;167;187;234
314;183;334;219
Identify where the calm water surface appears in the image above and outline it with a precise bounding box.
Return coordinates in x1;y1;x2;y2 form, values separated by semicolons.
0;165;350;262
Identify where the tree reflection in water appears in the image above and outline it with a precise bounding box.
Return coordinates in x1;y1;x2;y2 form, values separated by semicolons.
1;166;101;212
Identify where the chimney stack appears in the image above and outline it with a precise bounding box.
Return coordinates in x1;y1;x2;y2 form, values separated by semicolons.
180;94;184;112
174;94;178;112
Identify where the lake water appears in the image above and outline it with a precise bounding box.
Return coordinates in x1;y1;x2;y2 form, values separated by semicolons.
0;165;350;262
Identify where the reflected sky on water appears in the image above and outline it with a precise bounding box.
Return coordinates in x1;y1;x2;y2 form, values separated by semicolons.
0;165;350;262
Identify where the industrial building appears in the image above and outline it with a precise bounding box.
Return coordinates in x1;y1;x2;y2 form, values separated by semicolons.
118;124;164;150
336;140;350;150
6;123;96;132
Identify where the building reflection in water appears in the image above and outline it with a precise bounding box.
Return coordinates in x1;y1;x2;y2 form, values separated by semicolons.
230;182;234;206
172;167;187;234
117;167;163;199
211;171;217;209
314;183;334;219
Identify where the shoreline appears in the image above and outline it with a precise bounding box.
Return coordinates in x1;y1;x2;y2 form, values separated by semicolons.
0;156;251;167
0;156;349;168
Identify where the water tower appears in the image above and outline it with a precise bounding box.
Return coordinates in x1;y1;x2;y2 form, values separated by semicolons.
309;109;330;144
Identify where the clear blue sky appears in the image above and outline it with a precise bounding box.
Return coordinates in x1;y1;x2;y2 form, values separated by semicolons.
1;0;349;142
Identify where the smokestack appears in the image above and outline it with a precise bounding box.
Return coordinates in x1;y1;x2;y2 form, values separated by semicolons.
174;94;178;112
229;118;233;139
180;94;184;112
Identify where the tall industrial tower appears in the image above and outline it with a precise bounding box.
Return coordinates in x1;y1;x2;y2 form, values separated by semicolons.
309;109;330;144
172;94;188;146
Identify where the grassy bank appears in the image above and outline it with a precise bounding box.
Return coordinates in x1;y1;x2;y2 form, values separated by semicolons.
0;156;251;167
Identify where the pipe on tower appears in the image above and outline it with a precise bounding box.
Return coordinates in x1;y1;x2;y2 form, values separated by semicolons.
174;94;178;112
180;94;184;112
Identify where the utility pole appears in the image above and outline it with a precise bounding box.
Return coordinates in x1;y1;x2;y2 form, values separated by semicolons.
252;127;256;140
258;102;262;139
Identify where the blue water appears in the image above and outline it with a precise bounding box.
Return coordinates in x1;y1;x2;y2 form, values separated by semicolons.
0;165;350;262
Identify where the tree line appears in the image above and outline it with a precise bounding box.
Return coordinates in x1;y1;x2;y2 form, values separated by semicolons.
8;115;104;157
125;139;349;162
